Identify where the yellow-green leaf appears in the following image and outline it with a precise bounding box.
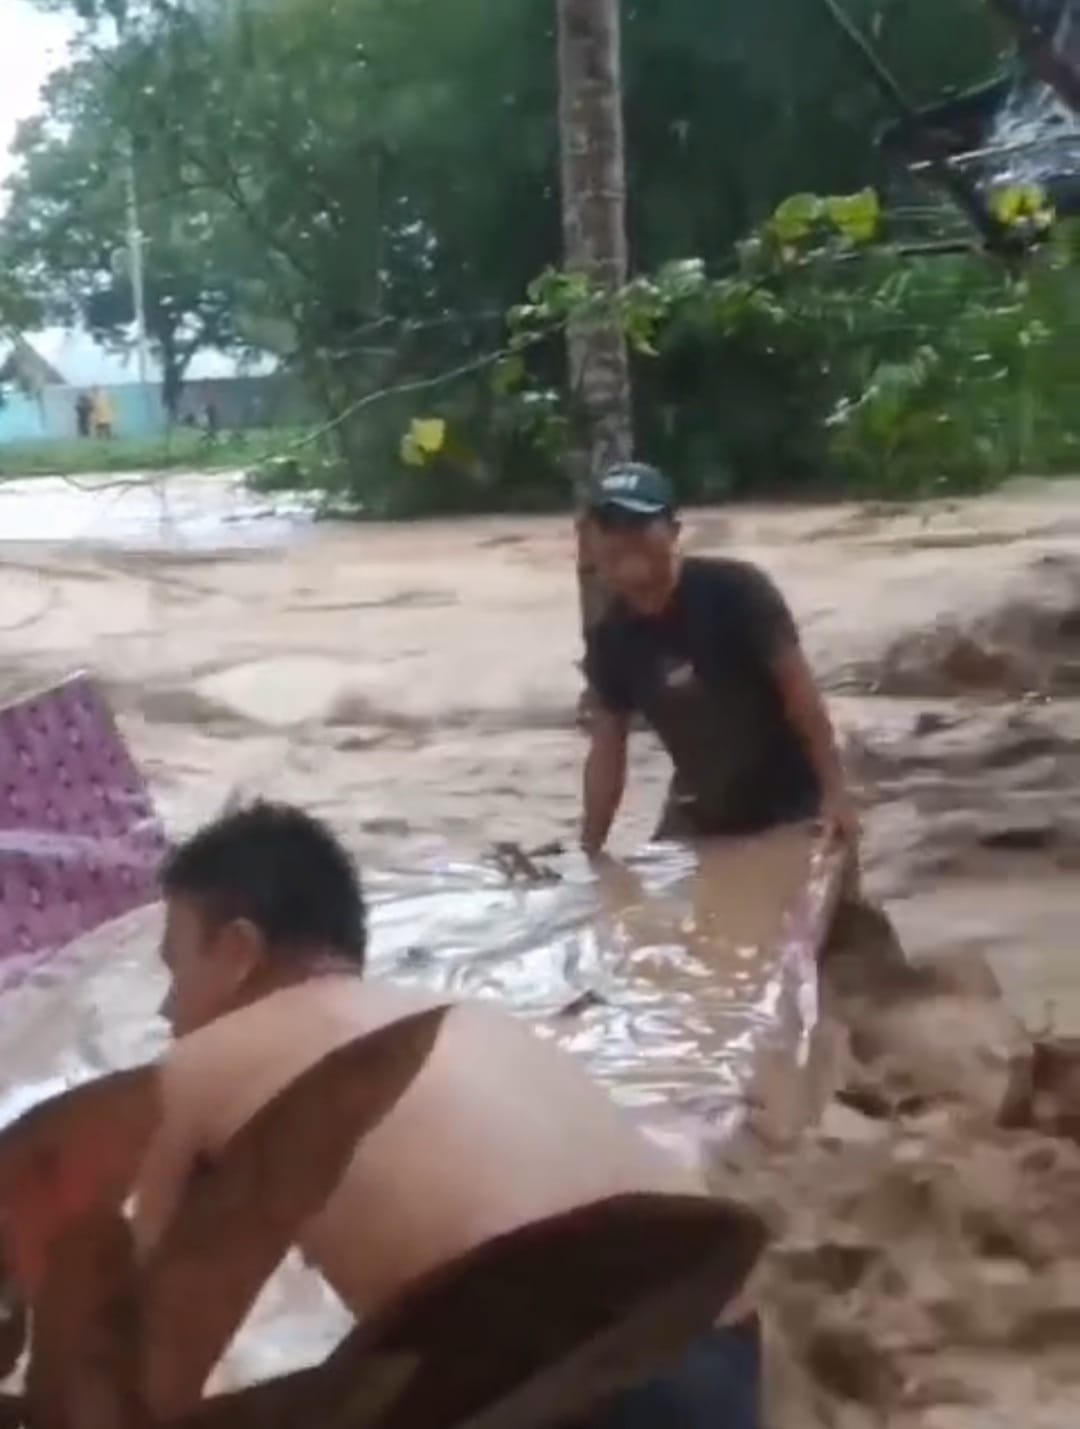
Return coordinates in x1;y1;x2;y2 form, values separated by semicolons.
990;182;1050;226
400;434;425;467
770;193;822;243
411;417;446;454
825;188;881;244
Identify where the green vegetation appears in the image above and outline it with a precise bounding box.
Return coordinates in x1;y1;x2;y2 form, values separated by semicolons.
496;201;1080;502
6;0;1079;512
0;428;311;480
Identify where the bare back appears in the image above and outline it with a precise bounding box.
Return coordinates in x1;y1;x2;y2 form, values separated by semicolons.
139;977;705;1314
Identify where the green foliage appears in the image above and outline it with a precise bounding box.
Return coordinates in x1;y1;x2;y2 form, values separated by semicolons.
0;272;41;337
769;189;882;247
0;427;310;480
12;0;1079;508
507;191;1078;498
1;49;249;415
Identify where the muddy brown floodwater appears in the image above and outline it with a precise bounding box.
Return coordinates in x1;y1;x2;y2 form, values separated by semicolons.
0;473;1079;1424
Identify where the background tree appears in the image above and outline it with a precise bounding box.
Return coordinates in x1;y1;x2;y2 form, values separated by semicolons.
556;0;634;636
90;0;560;497
13;0;1075;501
2;50;249;418
556;0;634;482
0;275;39;342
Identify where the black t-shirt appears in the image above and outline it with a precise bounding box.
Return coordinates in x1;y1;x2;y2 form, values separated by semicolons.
585;556;821;836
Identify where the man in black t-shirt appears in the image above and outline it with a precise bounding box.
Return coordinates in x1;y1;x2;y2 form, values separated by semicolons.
577;466;884;1429
581;463;857;856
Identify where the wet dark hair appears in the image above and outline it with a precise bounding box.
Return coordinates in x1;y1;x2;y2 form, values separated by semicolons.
162;800;366;966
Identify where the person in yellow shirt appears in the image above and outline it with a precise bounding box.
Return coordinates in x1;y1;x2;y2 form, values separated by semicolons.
91;387;115;439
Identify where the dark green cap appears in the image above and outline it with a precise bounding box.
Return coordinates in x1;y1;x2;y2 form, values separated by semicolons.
587;462;676;518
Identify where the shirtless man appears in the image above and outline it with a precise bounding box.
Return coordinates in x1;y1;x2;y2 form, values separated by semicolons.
135;801;761;1426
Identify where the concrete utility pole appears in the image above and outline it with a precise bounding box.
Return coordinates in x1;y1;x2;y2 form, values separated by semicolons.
111;9;152;399
125;147;151;389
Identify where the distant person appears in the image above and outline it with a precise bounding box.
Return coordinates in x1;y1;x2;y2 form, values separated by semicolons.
202;398;220;438
91;387;114;440
134;802;762;1427
75;391;92;439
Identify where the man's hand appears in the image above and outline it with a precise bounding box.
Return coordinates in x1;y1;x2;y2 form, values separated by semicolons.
582;844;618;869
772;644;858;853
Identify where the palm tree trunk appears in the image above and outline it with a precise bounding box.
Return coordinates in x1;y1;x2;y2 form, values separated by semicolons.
556;0;633;641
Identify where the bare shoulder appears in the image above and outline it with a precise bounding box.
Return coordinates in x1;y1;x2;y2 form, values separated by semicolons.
160;978;453;1142
157;1013;241;1123
436;997;603;1082
154;996;306;1144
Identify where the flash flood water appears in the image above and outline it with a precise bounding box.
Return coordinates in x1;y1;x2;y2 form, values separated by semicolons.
1;471;1078;1422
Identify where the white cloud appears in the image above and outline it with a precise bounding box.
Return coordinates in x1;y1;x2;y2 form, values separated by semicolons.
0;0;74;190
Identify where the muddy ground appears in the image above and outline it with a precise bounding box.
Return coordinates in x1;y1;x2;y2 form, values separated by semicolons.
1;474;1078;1425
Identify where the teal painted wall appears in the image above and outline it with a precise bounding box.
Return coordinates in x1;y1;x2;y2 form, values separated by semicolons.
0;377;308;445
0;384;164;444
0;393;49;442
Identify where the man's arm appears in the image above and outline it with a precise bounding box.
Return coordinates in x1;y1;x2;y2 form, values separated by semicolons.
132;1057;218;1419
728;560;856;846
581;623;633;857
582;709;629;856
131;1059;199;1258
771;640;857;844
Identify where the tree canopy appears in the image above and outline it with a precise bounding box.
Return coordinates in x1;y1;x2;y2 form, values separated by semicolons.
2;46;251;413
4;0;1076;499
